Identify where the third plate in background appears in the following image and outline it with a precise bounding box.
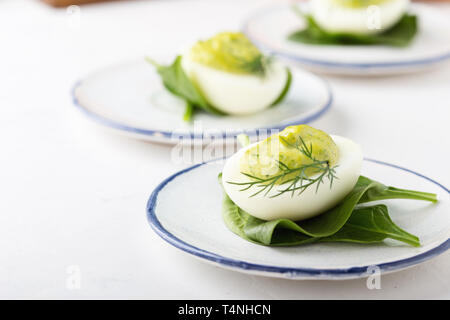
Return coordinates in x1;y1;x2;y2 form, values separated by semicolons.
244;3;450;76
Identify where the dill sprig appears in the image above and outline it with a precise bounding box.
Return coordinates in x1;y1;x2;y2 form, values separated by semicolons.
231;54;272;77
227;136;338;198
245;55;271;76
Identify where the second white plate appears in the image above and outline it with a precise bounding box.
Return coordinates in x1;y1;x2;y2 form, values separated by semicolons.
73;59;332;145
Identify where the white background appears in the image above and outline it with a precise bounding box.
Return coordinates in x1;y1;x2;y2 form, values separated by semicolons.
0;0;449;299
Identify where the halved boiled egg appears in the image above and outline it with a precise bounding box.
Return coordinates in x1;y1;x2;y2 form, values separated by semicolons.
222;125;363;221
310;0;409;35
181;32;290;115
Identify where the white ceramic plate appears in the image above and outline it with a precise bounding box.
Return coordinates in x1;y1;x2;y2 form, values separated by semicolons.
147;158;449;280
72;59;332;145
243;4;450;76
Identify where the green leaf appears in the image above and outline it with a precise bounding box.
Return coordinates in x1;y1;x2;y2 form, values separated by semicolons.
295;175;435;237
222;185;253;241
244;214;319;246
219;174;435;247
146;56;225;118
221;188;420;247
293;175;377;237
270;68;292;107
322;205;420;247
183;101;194;122
288;14;418;47
357;176;437;204
220;172;315;246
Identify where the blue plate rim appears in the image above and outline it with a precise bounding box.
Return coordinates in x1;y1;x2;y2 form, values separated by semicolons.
242;4;450;70
146;158;450;279
71;70;333;141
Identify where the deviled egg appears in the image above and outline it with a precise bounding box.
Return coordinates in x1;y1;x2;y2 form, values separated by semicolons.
310;0;410;34
222;125;363;221
148;32;291;119
181;32;290;115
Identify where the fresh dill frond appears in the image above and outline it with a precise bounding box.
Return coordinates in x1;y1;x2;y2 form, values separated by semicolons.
234;54;272;77
227;136;338;198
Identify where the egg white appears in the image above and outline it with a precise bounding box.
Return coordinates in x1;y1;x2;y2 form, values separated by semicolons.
310;0;409;35
222;135;363;221
181;54;289;115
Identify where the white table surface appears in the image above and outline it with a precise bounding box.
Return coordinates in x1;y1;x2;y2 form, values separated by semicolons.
0;0;449;299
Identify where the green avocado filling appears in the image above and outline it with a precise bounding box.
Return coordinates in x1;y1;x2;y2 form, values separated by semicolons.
188;32;269;75
331;0;389;8
240;125;338;185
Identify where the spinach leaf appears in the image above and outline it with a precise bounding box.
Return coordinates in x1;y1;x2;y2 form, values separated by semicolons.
146;56;225;118
222;188;252;241
357;176;437;204
296;175;436;237
222;189;420;247
222;185;317;246
288;14;418;47
270;68;292;107
183;101;194;122
219;174;435;247
321;205;420;247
